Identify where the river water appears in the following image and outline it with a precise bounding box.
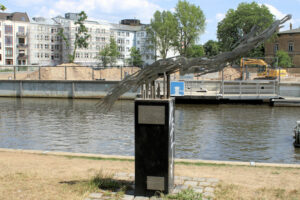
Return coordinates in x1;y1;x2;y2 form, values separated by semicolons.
0;98;299;164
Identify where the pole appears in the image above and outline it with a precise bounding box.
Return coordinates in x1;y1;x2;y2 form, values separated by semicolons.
167;73;170;98
14;66;16;80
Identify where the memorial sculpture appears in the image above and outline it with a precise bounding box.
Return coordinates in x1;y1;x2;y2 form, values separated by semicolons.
98;15;291;196
98;15;291;111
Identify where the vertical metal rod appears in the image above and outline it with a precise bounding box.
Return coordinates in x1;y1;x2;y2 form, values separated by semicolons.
278;67;281;96
39;66;41;80
157;82;161;98
222;68;224;96
72;82;75;99
14;66;16;80
151;80;155;99
145;82;149;99
163;73;166;98
19;81;23;98
143;84;146;99
65;66;67;80
167;73;170;98
92;68;94;80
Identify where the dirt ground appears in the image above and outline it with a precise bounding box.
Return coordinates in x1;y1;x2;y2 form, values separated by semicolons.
0;151;299;200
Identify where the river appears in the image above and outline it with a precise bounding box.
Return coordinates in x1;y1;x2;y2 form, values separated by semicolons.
0;98;299;163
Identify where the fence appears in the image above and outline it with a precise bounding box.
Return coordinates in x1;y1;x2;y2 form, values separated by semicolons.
0;65;140;81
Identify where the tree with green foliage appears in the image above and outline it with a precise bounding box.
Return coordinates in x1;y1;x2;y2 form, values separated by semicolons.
129;47;143;67
186;44;205;58
276;50;292;68
0;4;6;11
174;0;206;56
217;2;274;57
203;40;220;57
147;10;178;59
98;37;120;67
58;11;90;63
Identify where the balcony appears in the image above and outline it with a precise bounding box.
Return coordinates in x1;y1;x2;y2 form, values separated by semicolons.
17;43;28;48
16;32;27;37
18;54;28;59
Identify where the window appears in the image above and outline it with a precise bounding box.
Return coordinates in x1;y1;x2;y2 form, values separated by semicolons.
40;53;43;58
5;25;12;34
45;44;49;49
96;37;100;42
5;48;13;57
18;26;25;33
126;32;129;37
5;36;13;46
126;40;129;45
288;42;294;52
274;43;279;53
76;53;80;58
55;45;60;50
0;54;2;61
96;28;100;33
45;53;49;58
55;54;59;59
40;44;43;49
45;35;49;40
85;53;89;58
101;29;105;34
126;47;129;52
0;42;1;49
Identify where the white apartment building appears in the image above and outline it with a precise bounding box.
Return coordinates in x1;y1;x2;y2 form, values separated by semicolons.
29;17;62;66
0;12;178;67
0;12;30;66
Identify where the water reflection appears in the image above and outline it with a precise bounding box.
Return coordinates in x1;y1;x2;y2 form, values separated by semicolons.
0;98;299;163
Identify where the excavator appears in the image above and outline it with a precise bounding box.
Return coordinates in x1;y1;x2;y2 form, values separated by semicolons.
240;58;287;80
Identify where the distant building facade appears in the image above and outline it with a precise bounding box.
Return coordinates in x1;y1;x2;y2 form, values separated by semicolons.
265;24;300;67
0;12;178;67
0;12;30;66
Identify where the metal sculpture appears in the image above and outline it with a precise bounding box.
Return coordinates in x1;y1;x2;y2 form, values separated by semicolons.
98;15;291;111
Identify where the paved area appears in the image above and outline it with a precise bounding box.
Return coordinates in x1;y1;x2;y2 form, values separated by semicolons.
84;173;219;200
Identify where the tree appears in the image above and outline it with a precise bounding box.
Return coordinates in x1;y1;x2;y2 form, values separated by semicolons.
147;10;178;59
59;11;90;63
276;50;292;68
98;37;120;67
186;44;205;58
0;4;6;11
203;40;220;57
174;0;206;56
217;2;274;57
129;47;143;67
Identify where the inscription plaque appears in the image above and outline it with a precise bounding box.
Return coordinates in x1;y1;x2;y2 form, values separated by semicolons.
147;176;165;191
138;105;165;125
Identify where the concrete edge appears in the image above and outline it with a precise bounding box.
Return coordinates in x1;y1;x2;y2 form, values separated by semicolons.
0;148;300;168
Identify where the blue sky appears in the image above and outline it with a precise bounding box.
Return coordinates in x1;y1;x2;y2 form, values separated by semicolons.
4;0;300;44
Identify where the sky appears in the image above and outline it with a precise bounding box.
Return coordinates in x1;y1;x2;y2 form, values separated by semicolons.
4;0;300;44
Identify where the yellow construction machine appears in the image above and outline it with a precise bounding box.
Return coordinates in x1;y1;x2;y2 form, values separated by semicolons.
240;58;287;80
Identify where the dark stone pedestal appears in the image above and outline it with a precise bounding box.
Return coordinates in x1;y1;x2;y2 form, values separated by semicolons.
134;98;175;196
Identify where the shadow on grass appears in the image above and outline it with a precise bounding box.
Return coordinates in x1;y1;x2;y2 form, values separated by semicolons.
59;171;134;195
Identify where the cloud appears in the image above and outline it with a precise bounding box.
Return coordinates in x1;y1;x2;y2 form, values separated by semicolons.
215;13;225;22
33;0;161;23
262;3;296;31
263;3;285;19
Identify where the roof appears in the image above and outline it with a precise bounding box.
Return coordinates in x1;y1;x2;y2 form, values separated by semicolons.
278;28;300;35
0;12;30;22
30;17;59;26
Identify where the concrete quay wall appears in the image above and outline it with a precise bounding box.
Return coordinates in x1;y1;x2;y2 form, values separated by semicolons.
0;80;300;99
0;80;137;99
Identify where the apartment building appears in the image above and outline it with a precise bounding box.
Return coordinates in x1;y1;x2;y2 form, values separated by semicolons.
0;12;178;67
29;17;62;66
265;23;300;67
0;12;30;66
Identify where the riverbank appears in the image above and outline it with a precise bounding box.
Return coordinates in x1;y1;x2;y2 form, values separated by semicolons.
0;149;299;200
